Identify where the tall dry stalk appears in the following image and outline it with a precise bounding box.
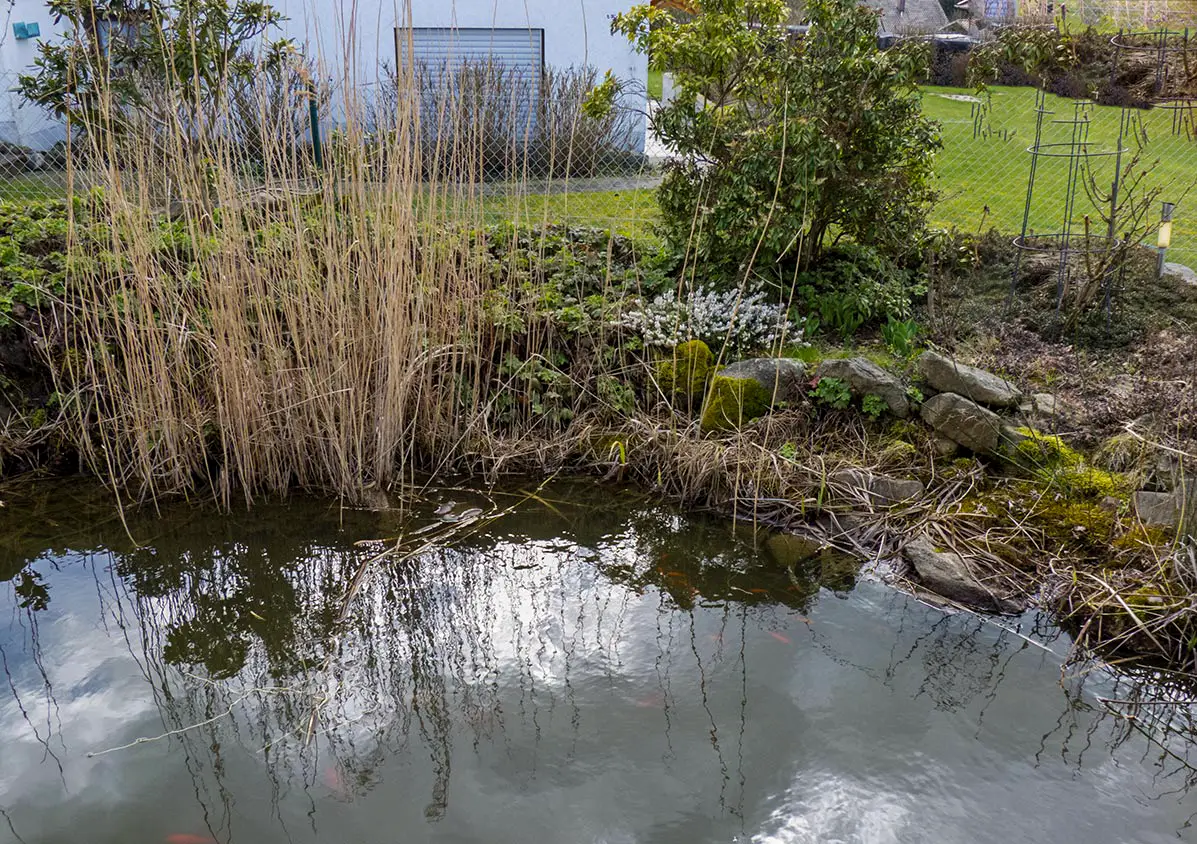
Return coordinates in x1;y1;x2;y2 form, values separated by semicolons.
49;8;626;506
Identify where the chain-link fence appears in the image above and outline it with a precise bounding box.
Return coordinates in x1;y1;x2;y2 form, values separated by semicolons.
0;70;73;202
0;63;663;234
2;50;1196;269
930;84;1197;270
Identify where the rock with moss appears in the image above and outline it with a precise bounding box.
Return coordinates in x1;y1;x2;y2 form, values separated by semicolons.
765;533;821;567
718;358;806;405
656;340;714;400
700;375;772;432
1005;427;1130;500
815;358;909;418
819;549;863;593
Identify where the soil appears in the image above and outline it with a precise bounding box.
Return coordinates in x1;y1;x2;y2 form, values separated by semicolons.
920;234;1197;459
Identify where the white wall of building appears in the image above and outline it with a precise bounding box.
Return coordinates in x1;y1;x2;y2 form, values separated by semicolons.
275;0;648;151
276;0;643;82
0;0;648;153
0;0;72;149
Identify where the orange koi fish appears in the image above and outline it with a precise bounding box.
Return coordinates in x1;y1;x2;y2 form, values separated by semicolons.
323;765;353;801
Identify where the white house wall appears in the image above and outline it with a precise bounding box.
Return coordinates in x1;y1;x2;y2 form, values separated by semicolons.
0;0;71;149
0;0;647;153
274;0;648;151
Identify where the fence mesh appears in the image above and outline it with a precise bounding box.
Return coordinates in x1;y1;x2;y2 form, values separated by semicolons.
930;84;1197;269
1;35;1196;270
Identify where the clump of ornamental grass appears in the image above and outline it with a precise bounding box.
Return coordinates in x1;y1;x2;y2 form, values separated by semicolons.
47;37;652;505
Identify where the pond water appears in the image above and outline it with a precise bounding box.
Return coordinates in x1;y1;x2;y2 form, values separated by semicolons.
1;480;1195;844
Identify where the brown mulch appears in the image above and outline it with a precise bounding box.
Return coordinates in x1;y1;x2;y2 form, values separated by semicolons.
968;324;1197;455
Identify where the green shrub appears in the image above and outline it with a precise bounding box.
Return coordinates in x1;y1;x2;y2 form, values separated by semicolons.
0;199;71;327
881;316;920;358
810;376;851;410
861;394;888;420
607;0;940;278
795;244;925;338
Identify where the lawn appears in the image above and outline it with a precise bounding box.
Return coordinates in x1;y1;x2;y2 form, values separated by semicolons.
923;85;1197;268
0;172;72;202
409;185;659;236
6;85;1196;267
481;187;659;237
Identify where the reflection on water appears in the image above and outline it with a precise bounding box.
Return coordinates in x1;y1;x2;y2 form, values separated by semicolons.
0;480;1195;844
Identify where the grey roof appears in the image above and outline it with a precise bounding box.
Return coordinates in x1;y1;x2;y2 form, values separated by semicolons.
865;0;949;33
787;0;949;34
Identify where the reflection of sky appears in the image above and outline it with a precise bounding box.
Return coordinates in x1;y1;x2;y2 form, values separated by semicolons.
0;551;165;813
1;518;1196;844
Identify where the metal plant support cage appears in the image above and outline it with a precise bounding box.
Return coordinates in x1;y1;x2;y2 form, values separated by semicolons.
1009;91;1134;321
1111;28;1197;139
1010;27;1197;324
1109;28;1196;98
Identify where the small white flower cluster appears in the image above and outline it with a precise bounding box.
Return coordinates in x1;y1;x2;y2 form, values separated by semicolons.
619;285;801;353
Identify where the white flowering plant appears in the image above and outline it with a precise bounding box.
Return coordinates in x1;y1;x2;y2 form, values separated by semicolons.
617;285;802;354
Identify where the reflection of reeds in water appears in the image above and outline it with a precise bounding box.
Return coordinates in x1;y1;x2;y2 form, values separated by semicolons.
5;492;1197;837
0;489;769;831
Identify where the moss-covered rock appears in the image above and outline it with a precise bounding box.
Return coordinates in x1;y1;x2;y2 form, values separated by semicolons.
1112;522;1173;551
656;340;713;401
1004;427;1131;500
818;549;863;593
700;375;772;432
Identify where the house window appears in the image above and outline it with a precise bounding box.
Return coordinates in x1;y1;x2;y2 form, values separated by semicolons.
399;27;546;140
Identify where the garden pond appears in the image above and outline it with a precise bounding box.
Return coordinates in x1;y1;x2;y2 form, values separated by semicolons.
1;479;1195;843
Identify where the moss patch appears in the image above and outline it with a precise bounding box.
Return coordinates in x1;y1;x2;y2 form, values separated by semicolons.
1005;427;1131;500
656;340;713;400
701;375;772;432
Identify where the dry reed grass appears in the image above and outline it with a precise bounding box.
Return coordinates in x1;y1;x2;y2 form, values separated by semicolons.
45;15;656;507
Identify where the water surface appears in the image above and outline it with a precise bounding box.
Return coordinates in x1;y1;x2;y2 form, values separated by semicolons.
0;480;1194;843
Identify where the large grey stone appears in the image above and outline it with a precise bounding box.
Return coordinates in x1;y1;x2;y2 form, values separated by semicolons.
1133;490;1191;533
930;436;959;458
1017;393;1059;419
920;392;1003;454
830;468;925;506
765;533;821;567
903;535;1021;613
917;350;1021;408
719;358;806;406
816;357;909;418
1164;262;1197;287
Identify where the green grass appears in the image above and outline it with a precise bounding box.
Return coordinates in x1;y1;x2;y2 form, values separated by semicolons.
6;86;1195;267
0;172;71;202
481;188;658;236
923;85;1197;268
648;69;663;101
